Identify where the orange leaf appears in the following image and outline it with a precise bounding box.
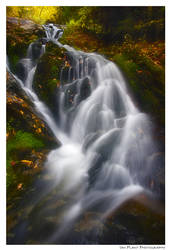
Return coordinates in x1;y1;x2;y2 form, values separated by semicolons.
17;183;23;190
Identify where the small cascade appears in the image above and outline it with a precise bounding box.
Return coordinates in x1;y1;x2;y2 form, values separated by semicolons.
42;23;64;47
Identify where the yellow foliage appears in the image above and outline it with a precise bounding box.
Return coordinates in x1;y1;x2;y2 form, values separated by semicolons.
7;6;61;25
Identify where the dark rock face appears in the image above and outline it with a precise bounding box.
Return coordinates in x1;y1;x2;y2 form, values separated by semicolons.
79;77;91;100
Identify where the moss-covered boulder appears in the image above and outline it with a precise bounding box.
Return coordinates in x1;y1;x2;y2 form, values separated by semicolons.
7;70;60;195
7;17;44;73
7;70;61;239
33;42;66;119
100;194;165;244
111;40;165;128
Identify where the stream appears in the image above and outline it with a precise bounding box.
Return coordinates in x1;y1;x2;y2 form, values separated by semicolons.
7;24;164;244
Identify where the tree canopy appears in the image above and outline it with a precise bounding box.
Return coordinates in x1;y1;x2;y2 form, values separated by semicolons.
7;6;165;42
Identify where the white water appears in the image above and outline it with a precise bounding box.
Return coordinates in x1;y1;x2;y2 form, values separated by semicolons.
7;24;157;242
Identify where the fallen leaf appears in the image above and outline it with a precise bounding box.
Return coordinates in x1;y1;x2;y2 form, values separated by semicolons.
17;183;23;190
11;161;16;166
21;160;32;166
36;128;42;134
34;163;38;169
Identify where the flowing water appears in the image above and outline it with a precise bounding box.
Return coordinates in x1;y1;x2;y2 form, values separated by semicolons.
7;24;162;244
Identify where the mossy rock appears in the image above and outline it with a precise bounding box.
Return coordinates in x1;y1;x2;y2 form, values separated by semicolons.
7;71;60;199
100;194;165;244
33;42;66;119
7;17;44;73
113;53;165;127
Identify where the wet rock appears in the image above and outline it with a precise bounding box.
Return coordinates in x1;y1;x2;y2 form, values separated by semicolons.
38;37;48;45
144;152;165;199
60;66;70;85
79;77;91;100
93;128;122;160
15;59;34;81
100;194;165;244
63;80;78;109
30;42;44;60
82;131;103;152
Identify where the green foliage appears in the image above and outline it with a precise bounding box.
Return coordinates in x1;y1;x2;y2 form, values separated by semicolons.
7;131;44;153
54;7;81;24
7;119;14;132
67;19;80;30
64;7;165;42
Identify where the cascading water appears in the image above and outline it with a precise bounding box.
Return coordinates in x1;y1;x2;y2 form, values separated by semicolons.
7;24;161;244
7;38;63;142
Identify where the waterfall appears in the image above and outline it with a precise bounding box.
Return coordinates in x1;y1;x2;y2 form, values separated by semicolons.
7;24;159;244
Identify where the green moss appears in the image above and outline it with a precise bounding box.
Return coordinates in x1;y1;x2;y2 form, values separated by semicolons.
33;44;64;114
47;79;58;92
113;52;164;127
7;131;45;190
7;119;14;133
114;54;139;74
7;131;44;153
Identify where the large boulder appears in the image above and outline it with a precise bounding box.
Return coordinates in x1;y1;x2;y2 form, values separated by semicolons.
7;70;61;239
7;70;60;200
7;17;44;73
100;194;165;244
